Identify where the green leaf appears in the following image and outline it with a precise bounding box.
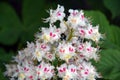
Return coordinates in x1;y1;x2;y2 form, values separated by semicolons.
0;48;14;63
21;0;50;42
22;0;47;27
103;0;120;18
94;49;120;80
0;3;22;45
22;0;56;27
110;25;120;47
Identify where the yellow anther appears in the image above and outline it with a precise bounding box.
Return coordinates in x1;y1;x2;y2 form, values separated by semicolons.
19;73;25;79
36;51;41;57
43;34;50;42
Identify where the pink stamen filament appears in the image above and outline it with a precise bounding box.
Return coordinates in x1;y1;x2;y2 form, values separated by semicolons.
44;68;49;72
60;49;65;53
69;47;74;52
87;47;92;52
80;30;85;35
24;67;29;71
63;68;66;71
81;15;84;19
50;32;56;37
41;44;46;49
71;68;76;72
72;11;78;16
29;75;33;79
38;65;41;68
48;55;52;58
88;29;93;34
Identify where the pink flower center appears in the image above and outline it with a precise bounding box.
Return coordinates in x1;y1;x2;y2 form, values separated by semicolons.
59;69;63;72
72;11;78;16
41;44;46;49
80;54;84;57
87;47;92;52
71;68;76;72
48;55;52;59
29;75;33;79
44;67;49;72
24;67;29;72
88;29;93;34
16;69;19;72
56;29;60;32
79;45;84;50
57;11;61;16
69;47;74;52
80;67;83;70
50;32;56;37
38;65;41;68
81;15;84;19
37;71;40;74
80;29;85;35
63;67;66;71
84;71;88;75
59;49;65;53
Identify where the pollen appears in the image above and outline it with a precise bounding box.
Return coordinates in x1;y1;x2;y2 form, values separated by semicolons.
36;51;41;57
64;54;71;60
19;73;25;79
43;34;50;42
71;18;77;23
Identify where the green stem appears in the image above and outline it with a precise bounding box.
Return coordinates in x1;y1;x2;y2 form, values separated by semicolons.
67;28;74;41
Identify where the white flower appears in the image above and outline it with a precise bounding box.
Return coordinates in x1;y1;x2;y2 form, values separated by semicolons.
57;42;76;62
65;64;78;79
4;64;18;77
13;51;25;64
91;26;101;42
67;9;86;29
36;62;54;79
85;25;101;42
58;64;78;79
78;62;99;80
77;41;98;60
25;42;35;56
57;63;67;78
45;5;65;23
69;9;79;16
78;27;86;37
32;41;46;61
77;43;84;53
33;50;44;62
16;63;36;80
40;25;61;43
44;52;55;61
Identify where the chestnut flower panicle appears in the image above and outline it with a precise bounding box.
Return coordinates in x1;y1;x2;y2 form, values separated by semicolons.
5;5;102;80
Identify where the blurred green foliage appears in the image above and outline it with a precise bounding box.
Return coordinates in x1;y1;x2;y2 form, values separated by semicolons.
103;0;120;18
0;0;120;80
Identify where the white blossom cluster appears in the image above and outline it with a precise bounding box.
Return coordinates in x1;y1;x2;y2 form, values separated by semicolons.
4;5;102;80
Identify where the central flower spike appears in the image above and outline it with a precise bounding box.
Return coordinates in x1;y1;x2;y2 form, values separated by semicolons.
5;5;102;80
